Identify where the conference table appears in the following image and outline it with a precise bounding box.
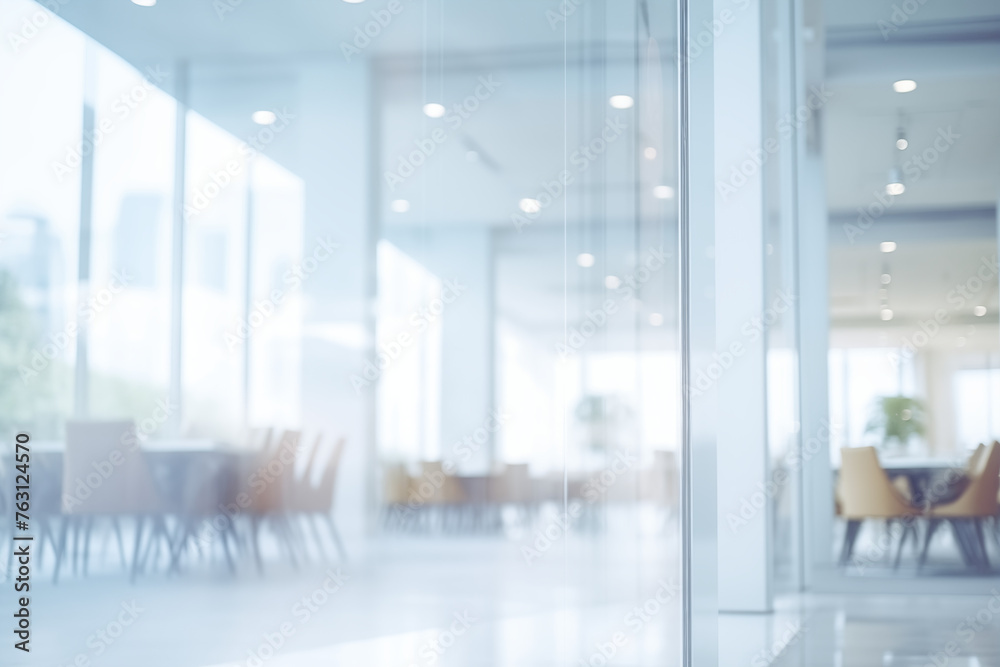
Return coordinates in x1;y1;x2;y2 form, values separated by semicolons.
878;456;965;505
2;438;254;513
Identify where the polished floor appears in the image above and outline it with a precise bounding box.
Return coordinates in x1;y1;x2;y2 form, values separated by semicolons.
770;593;1000;667
8;520;683;667
8;527;1000;666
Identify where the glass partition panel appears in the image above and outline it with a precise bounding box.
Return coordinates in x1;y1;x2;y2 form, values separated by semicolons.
823;1;1000;577
1;1;687;665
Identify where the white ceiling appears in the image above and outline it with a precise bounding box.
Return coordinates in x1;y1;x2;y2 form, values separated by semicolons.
30;0;1000;341
822;2;1000;336
50;0;638;61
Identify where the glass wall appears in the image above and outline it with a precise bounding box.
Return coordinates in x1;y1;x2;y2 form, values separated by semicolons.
0;1;689;666
823;1;1000;576
370;3;685;662
87;45;175;423
0;5;305;444
0;6;84;439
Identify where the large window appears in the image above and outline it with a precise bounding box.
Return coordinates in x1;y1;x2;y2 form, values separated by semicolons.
0;2;84;438
0;7;305;444
88;44;175;423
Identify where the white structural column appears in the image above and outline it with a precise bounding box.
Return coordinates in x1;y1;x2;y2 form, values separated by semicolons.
713;0;773;612
298;61;372;542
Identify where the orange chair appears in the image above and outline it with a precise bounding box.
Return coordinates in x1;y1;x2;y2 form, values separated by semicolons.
919;442;1000;570
289;435;347;560
836;447;921;567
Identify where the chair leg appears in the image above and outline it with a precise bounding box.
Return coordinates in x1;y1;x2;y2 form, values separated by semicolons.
111;518;128;569
307;515;330;562
324;514;347;562
974;519;990;570
52;516;71;584
949;520;977;568
219;519;237;575
70;518;82;575
918;519;941;570
839;520;862;566
130;517;146;584
38;518;54;570
168;519;193;574
248;515;264;574
275;516;300;570
893;522;914;570
81;517;94;577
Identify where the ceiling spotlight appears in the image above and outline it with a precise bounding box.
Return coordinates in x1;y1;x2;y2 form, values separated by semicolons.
251;110;276;125
609;95;634;109
896;127;908;150
342;0;366;3
423;103;446;118
880;273;892;285
885;167;905;196
390;199;410;213
892;80;917;93
518;198;541;214
644;147;657;160
131;0;156;5
881;308;894;321
576;253;595;268
653;185;675;199
974;305;987;317
649;312;664;327
880;241;897;253
605;275;622;289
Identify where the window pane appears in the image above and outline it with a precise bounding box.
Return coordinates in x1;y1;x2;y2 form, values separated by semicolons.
87;45;174;425
0;3;84;438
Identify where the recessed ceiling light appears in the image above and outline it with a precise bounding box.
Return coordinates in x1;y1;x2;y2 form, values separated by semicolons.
605;275;622;289
895;127;908;150
649;312;664;326
251;110;277;125
892;80;917;93
343;0;366;3
131;0;156;6
880;241;897;253
880;273;892;285
880;308;894;321
643;147;657;160
609;95;634;109
423;103;446;118
653;185;675;199
885;167;905;196
974;305;987;317
576;253;595;268
390;199;410;213
518;198;541;214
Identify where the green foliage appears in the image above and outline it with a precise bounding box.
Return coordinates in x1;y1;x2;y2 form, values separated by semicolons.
865;395;927;448
0;270;69;439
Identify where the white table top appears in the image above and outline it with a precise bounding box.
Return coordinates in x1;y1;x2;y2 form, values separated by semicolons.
14;438;235;453
878;457;964;471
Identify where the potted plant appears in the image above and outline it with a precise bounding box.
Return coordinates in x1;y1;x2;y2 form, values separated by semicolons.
865;395;927;454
